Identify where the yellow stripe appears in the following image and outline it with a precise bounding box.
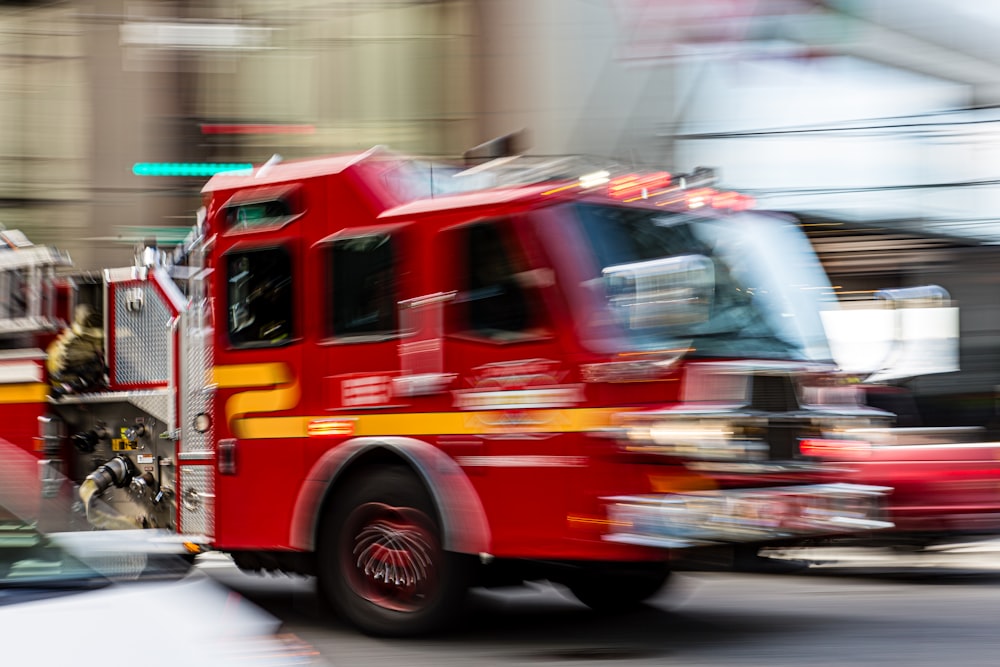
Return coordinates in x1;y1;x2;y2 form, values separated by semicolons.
215;363;301;436
235;416;310;439
213;363;292;388
214;363;628;440
234;407;623;440
228;380;301;435
0;383;49;404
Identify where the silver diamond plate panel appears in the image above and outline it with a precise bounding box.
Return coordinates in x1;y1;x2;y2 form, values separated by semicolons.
179;249;212;453
176;249;216;538
179;465;214;537
52;390;173;430
127;390;173;427
113;283;172;385
179;298;214;453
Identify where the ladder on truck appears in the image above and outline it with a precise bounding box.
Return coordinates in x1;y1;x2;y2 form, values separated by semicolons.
0;229;72;338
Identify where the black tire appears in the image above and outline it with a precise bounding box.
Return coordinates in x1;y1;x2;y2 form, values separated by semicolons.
567;565;671;613
316;466;471;637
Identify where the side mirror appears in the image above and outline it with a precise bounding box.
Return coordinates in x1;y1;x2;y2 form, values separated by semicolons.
875;285;950;307
821;284;958;382
603;254;715;331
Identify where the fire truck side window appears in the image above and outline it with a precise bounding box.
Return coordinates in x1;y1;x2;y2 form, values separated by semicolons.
226;200;290;230
328;234;397;338
226;247;294;347
221;188;301;232
454;221;535;338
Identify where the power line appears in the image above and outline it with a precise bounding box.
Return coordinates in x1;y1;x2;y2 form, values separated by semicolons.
674;109;1000;140
743;177;1000;196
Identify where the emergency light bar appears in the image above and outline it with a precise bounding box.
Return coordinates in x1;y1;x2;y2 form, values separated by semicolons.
602;167;754;211
460;154;755;211
608;171;671;199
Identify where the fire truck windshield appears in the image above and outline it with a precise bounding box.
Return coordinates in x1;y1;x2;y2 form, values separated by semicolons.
549;203;836;362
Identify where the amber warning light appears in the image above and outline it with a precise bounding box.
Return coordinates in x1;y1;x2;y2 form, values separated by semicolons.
604;171;755;211
608;172;672;199
308;419;357;438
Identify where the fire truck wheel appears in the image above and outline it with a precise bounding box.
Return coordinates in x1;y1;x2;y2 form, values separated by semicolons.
317;465;472;637
566;565;671;613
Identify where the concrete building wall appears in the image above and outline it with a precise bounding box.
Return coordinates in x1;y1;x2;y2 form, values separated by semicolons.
0;0;486;270
0;5;91;262
472;0;677;166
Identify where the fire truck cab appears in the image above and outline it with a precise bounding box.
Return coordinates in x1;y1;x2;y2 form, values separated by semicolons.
13;147;894;636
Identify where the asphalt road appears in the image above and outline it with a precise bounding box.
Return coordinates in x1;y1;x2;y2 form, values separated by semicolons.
198;542;1000;666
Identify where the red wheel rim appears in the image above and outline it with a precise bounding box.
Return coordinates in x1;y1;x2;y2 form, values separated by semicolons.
342;502;440;613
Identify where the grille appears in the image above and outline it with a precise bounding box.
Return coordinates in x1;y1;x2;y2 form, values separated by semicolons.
749;374;800;412
749;374;804;460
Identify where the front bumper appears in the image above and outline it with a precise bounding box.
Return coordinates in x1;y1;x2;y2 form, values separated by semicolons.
603;483;893;549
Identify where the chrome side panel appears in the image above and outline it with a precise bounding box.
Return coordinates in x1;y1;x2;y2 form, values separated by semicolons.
177;248;216;538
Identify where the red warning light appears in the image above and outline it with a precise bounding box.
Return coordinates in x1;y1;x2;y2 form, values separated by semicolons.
686;187;715;209
799;438;872;459
710;191;755;211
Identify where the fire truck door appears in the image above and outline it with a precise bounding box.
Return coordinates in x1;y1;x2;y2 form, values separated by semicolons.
212;240;305;548
440;217;576;555
319;229;403;411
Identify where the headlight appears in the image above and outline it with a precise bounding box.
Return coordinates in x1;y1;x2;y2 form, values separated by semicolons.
621;416;768;461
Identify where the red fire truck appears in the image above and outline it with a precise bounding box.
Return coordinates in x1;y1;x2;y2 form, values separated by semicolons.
0;147;894;636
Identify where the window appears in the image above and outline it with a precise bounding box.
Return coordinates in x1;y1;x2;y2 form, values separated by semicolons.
453;220;537;338
328;234;398;337
227;200;291;230
221;186;301;232
226;246;294;347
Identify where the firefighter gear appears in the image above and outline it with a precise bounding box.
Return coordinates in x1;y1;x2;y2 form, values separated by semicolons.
46;304;106;395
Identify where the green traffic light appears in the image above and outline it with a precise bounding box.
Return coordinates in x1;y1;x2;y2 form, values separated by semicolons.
132;162;254;177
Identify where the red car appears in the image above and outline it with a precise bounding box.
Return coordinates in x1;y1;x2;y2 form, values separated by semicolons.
803;423;1000;546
